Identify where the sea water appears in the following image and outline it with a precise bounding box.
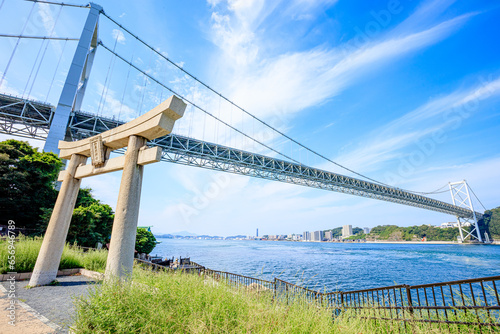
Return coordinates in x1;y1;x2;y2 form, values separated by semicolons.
152;239;500;292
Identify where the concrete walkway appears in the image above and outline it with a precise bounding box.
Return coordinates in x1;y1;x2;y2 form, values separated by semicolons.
0;275;97;333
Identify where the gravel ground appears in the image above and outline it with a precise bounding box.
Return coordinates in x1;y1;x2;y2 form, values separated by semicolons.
1;275;99;333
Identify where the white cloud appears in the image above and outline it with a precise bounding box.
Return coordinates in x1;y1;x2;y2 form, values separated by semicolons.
334;75;500;174
93;83;136;121
112;29;126;45
35;3;63;55
198;0;474;164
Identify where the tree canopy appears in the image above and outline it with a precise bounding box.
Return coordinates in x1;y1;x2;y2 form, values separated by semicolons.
368;224;460;241
481;207;500;239
0;139;62;232
1;139;115;246
135;228;157;254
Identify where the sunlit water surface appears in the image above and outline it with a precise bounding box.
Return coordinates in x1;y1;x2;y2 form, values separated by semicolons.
152;239;500;291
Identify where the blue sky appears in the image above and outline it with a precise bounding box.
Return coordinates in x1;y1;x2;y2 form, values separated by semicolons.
0;0;499;236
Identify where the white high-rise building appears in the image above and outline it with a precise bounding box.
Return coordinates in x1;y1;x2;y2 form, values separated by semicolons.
342;225;353;238
363;227;371;234
303;231;311;241
312;230;324;241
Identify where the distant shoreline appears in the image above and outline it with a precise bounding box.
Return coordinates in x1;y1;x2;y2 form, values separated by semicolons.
365;240;461;245
365;240;500;245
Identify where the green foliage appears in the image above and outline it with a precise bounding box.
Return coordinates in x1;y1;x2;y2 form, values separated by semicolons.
75;187;100;208
73;268;479;334
81;249;108;272
73;269;336;333
352;227;363;235
135;228;157;254
324;227;364;239
370;225;400;239
0;236;108;274
39;187;114;247
481;207;500;239
368;224;460;241
0;139;62;233
67;202;114;248
345;233;366;240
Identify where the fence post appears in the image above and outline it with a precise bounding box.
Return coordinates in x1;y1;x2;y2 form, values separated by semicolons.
405;285;414;319
273;278;277;303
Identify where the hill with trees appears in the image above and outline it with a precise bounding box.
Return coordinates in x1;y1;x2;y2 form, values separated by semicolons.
481;207;500;240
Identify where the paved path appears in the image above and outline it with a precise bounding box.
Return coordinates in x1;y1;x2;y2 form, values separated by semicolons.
0;275;98;333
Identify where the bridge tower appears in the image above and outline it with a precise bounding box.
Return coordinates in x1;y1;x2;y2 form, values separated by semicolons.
44;2;102;154
449;180;483;243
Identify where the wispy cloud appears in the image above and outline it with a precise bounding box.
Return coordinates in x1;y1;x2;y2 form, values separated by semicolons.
112;29;126;44
334;75;500;174
207;0;473;128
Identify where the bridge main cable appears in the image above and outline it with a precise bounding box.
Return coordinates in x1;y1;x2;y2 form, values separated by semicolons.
100;11;404;189
98;41;303;167
0;93;481;219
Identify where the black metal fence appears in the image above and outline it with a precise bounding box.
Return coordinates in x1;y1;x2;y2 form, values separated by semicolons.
134;258;500;330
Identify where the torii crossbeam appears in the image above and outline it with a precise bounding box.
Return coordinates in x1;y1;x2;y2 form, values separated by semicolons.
29;95;186;286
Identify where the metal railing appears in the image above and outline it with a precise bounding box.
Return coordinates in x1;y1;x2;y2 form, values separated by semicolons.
135;257;500;330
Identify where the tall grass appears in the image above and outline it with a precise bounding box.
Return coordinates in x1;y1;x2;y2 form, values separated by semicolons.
80;249;108;272
0;235;108;274
72;268;500;333
73;269;337;333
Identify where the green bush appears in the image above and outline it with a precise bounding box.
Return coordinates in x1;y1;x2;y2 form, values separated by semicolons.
135;228;156;254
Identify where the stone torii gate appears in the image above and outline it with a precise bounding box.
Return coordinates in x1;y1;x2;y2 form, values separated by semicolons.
29;96;186;286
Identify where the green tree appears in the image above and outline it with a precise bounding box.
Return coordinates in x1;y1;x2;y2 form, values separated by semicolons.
41;188;114;247
0;139;62;233
482;207;500;239
67;203;114;248
135;228;157;254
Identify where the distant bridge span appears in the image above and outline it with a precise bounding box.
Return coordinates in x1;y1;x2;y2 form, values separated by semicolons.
0;93;481;220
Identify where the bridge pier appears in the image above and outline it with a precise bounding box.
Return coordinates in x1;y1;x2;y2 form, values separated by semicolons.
29;154;87;286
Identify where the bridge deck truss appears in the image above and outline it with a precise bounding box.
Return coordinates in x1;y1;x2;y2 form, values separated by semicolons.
0;94;480;220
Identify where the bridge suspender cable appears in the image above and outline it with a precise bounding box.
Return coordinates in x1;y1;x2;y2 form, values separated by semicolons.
100;12;452;195
0;1;36;89
27;5;63;99
24;0;89;9
16;1;485;202
98;41;304;167
99;12;399;187
469;185;487;211
45;39;67;103
0;34;78;41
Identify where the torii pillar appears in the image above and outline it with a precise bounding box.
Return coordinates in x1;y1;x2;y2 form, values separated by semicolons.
29;96;186;286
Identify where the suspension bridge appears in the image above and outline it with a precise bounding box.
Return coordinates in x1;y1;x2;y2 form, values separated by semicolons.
0;1;487;243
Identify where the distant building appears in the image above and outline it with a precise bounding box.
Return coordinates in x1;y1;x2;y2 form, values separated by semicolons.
303;231;311;241
363;227;371;234
342;225;353;238
312;230;324;242
256;228;259;237
325;231;333;241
